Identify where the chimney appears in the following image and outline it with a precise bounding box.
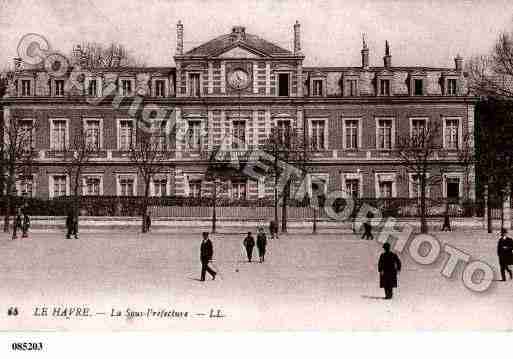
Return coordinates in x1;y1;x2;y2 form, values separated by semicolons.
176;20;184;55
231;26;246;42
361;34;369;69
383;40;392;68
112;46;121;67
294;20;302;55
13;57;22;71
455;54;463;72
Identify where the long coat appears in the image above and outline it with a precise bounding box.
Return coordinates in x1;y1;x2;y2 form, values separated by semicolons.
200;239;213;264
243;235;255;249
498;237;513;265
378;251;402;288
257;233;267;251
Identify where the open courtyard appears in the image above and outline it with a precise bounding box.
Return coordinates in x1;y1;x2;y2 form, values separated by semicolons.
0;229;511;331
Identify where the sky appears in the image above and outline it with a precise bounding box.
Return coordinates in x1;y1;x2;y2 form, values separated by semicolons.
1;0;512;69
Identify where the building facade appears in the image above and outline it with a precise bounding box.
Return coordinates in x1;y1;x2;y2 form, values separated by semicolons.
1;22;477;201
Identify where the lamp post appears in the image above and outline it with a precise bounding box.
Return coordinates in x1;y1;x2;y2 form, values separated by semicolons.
212;178;220;234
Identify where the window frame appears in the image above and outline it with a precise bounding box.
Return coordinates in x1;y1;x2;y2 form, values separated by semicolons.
308;118;328;151
442;117;462;150
17;118;36;150
49;118;69;151
83;118;104;150
187;72;202;97
152;78;168;97
119;77;135;96
374;173;397;198
16;174;36;198
82;174;104;196
150;174;170;197
116;173;138;196
276;72;291;97
409;117;429;140
408;173;431;199
117;119;136;151
49;174;70;199
375;117;395;150
343;118;362;150
232;119;247;149
341;172;363;199
443;172;463;199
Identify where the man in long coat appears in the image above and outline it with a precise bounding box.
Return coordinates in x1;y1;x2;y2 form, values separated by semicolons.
498;228;513;281
256;227;267;263
200;232;216;281
378;242;402;299
243;232;255;262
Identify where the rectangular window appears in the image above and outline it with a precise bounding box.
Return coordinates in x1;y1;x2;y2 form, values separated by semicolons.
85;119;101;150
155;80;166;97
347;79;358;96
310;120;326;150
232;120;246;149
51;120;67;151
121;79;133;96
21;80;31;96
278;73;290;96
312;79;323;96
231;180;247;200
153;178;168;197
379;181;393;198
150;121;167;150
119;120;134;150
18;119;34;151
377;119;393;149
53;175;67;198
344;119;359;149
84;177;101;196
414;79;423;95
16;177;34;197
380;79;390;96
345;179;360;198
189;180;202;198
119;177;135;196
445;119;459;149
87;80;97;96
187;120;202;150
276;120;291;146
446;178;460;198
54;80;65;96
189;73;200;97
447;79;457;95
411;119;427;138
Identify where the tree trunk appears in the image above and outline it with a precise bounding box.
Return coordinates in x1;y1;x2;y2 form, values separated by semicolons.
420;175;428;233
274;155;279;229
281;180;290;233
73;173;81;235
3;169;15;233
142;179;151;233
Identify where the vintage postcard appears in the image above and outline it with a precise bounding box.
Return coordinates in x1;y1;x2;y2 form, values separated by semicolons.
1;1;513;349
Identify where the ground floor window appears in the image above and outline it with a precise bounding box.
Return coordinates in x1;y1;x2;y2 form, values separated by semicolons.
345;179;360;198
152;178;168;197
16;177;34;197
50;175;68;198
83;176;101;196
231;180;247;200
117;175;136;196
189;180;202;198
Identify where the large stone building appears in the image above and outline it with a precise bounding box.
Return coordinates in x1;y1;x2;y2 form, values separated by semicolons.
1;22;476;201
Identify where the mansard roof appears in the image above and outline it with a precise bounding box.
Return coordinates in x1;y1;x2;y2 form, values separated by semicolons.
183;28;294;58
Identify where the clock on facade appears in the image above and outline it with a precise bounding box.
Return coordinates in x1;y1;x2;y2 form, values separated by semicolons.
228;69;250;90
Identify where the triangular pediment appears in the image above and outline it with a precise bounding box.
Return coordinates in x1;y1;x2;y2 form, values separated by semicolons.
218;46;262;58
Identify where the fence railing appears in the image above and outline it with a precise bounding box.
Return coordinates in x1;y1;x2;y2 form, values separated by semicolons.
0;195;501;219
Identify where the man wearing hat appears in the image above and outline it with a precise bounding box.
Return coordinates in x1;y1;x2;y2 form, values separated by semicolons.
200;232;216;281
378;242;402;299
497;228;513;281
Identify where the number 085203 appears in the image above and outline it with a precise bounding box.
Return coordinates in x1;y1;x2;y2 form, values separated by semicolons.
11;342;43;351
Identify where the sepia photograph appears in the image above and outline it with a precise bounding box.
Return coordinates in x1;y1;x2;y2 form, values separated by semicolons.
1;0;513;355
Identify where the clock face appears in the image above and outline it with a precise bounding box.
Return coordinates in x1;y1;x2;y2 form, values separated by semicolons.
228;69;250;90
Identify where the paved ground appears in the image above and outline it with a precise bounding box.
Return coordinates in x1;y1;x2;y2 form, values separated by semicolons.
0;229;511;330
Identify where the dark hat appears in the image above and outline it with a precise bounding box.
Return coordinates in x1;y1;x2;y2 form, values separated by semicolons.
501;228;508;235
202;231;209;238
383;242;391;250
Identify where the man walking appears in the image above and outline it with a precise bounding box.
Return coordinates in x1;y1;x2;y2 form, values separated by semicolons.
66;209;78;239
243;232;255;262
378;242;402;299
498;228;513;281
200;232;216;281
256;227;267;263
12;207;22;240
361;218;373;240
22;209;30;238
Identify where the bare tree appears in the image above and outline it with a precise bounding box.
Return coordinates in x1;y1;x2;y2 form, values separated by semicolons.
261;125;310;233
75;42;145;68
1;116;37;232
396;122;442;233
129;120;168;233
467;30;513;98
63;129;97;227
